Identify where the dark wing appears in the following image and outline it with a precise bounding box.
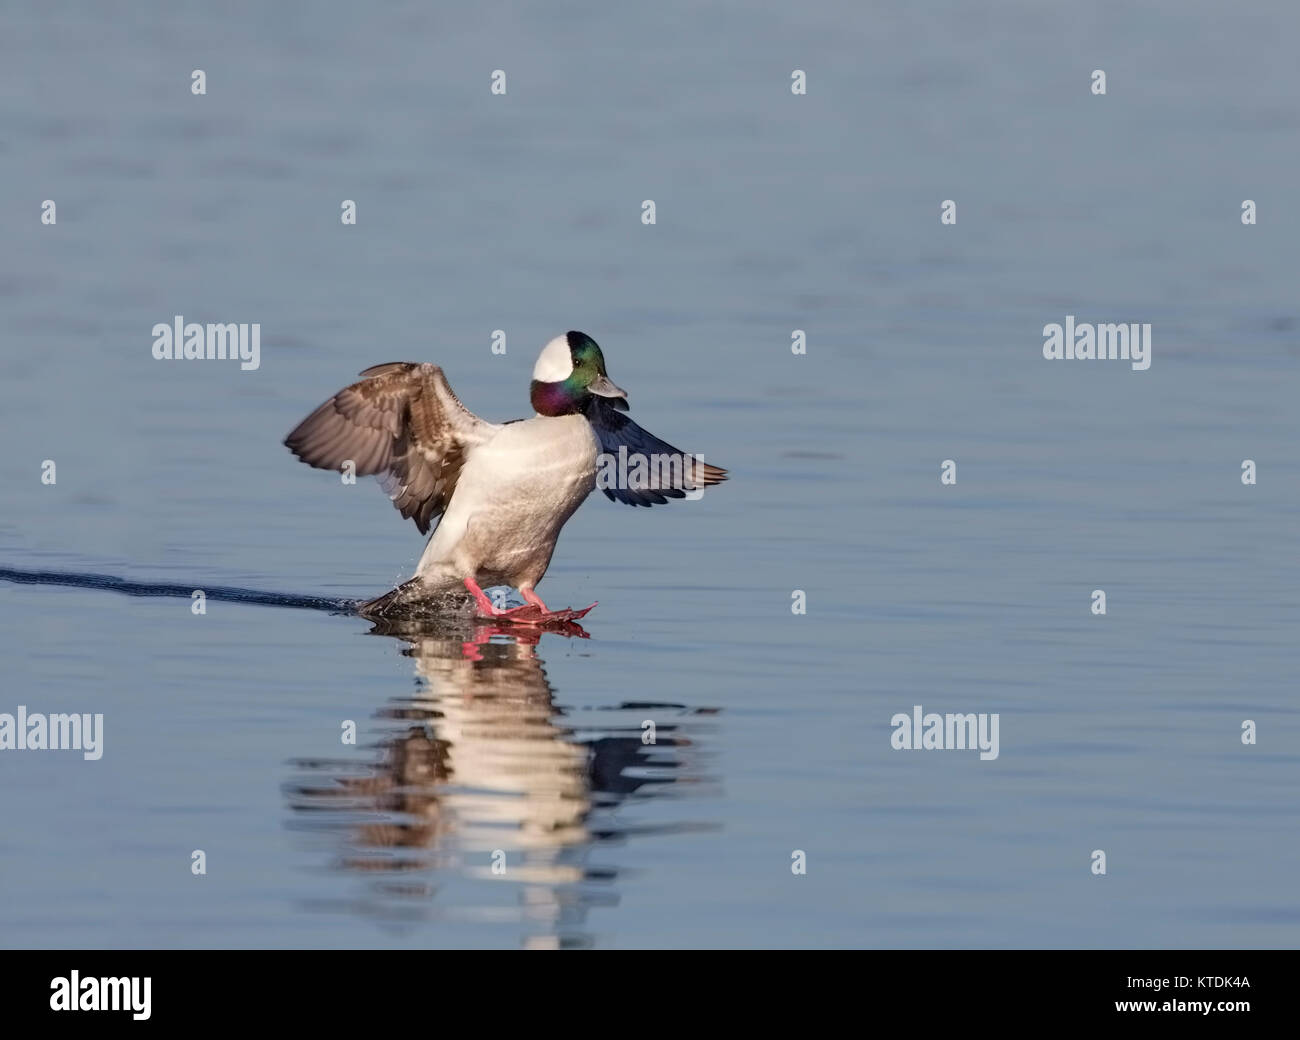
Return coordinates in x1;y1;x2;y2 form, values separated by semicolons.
584;396;728;507
284;362;499;534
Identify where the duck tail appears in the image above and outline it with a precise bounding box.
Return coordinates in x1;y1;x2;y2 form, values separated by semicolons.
357;573;468;619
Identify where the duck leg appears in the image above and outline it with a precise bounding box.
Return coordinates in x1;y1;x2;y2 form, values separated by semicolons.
520;587;550;611
520;585;596;621
462;578;595;624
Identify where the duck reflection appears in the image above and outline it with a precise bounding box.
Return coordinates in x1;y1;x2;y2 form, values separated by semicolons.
284;613;717;948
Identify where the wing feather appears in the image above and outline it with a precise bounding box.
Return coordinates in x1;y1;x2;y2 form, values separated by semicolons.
285;362;499;534
584;397;727;507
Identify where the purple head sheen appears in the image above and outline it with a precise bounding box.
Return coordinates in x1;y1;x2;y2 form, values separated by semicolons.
530;378;583;417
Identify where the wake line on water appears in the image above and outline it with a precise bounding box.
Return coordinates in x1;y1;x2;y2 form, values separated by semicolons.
0;566;359;614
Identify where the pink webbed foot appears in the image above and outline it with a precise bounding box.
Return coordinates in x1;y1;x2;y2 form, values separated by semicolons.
519;586;597;623
463;579;596;626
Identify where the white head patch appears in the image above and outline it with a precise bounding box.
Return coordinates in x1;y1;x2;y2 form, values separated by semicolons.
532;335;574;382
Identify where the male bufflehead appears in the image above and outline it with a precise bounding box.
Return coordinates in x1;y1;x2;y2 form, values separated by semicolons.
285;331;727;622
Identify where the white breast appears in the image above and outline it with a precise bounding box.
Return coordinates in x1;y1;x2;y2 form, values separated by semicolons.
471;414;596;494
417;415;598;584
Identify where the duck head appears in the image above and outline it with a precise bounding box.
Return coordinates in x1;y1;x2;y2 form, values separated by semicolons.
530;331;628;416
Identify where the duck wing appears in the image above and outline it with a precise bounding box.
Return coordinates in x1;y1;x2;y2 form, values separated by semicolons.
285;362;500;534
583;396;728;507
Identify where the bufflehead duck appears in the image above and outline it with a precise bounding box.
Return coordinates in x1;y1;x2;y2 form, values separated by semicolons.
285;331;727;622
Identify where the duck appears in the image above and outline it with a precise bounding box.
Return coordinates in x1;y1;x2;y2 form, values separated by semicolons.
284;331;727;623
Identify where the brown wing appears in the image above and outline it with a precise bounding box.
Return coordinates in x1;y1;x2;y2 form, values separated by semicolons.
284;362;499;534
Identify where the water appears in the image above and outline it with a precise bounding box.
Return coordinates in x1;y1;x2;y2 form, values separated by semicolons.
2;0;1298;948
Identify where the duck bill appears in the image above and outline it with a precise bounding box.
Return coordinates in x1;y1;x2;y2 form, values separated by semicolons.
589;374;629;410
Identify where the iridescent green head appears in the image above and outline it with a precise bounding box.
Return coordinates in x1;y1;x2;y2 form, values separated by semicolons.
530;331;628;416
